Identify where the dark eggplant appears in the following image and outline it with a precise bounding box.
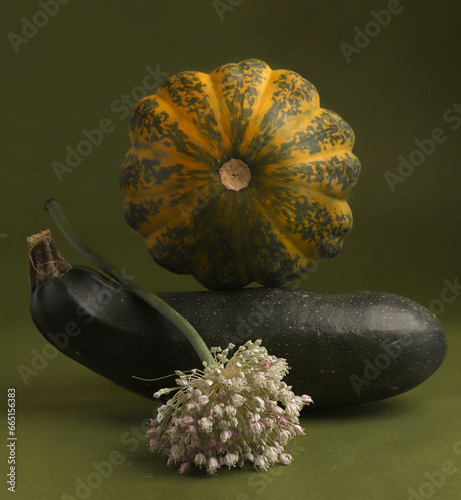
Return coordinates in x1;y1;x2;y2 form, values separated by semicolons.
28;231;447;408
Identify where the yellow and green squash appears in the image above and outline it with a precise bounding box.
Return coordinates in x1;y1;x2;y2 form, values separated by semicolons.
119;59;361;290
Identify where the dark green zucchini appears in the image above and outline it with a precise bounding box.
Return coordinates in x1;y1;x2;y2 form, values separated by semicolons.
28;233;447;408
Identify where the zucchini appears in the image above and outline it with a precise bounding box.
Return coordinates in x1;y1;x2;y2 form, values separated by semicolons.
28;232;447;408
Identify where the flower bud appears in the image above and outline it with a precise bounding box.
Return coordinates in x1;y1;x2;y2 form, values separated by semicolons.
179;462;191;474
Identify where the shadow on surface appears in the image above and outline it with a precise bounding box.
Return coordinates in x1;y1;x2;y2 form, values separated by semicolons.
303;395;412;421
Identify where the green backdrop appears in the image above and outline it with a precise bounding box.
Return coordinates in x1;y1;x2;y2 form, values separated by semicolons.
1;1;460;499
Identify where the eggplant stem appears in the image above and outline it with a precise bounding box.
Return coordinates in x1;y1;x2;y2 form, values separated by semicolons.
44;198;213;367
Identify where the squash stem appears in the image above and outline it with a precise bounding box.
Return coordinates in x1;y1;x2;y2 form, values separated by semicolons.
44;198;214;367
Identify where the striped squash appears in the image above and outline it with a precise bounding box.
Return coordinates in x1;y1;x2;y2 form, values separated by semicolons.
119;59;360;290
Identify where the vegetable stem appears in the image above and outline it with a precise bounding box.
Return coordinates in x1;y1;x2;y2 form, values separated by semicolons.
44;198;213;366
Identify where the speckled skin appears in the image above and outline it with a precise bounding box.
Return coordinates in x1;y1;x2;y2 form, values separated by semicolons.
119;59;361;290
30;267;447;408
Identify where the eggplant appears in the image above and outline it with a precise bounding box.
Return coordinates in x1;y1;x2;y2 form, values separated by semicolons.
28;231;447;408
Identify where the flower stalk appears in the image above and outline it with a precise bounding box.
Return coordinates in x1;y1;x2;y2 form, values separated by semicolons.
44;198;213;366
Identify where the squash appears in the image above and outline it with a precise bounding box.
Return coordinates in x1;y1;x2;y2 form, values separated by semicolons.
28;249;447;409
119;58;360;290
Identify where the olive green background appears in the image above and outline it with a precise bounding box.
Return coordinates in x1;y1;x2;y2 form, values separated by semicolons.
1;0;460;499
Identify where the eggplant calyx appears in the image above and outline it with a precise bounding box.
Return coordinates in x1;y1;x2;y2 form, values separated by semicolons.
27;230;71;291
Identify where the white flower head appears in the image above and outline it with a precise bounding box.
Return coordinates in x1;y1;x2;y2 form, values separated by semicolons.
146;340;312;474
